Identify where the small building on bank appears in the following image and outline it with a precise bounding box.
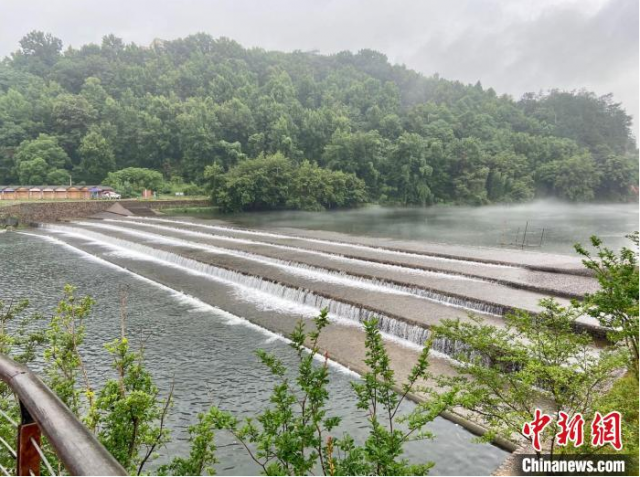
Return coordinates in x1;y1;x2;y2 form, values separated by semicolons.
29;187;43;199
0;185;115;200
15;187;29;200
1;187;16;200
54;187;68;199
42;187;55;199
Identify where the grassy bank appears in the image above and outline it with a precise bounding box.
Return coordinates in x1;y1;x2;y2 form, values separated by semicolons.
161;205;218;215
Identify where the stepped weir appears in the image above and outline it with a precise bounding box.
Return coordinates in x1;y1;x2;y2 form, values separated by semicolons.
26;214;601;446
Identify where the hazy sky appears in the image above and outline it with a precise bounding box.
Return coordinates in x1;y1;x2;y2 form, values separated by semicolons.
1;0;637;137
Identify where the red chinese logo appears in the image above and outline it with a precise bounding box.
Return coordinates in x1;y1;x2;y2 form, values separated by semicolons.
523;409;553;452
524;410;623;452
591;411;622;451
556;412;585;447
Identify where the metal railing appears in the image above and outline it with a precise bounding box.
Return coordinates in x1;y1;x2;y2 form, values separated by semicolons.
0;354;126;476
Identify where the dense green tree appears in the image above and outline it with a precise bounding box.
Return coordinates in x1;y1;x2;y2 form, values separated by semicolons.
0;31;635;206
212;153;294;212
287;160;367;210
46;167;71;185
17;157;49;184
211;153;367;212
485;152;535;202
382;132;433;205
177;97;220;180
537;153;600;201
77;129;116;183
11;31;63;76
322;130;385;193
51;93;97;156
13;134;70;183
447;138;490;205
594;152;638;201
80;77;110;113
104;167;164;196
520;90;635;155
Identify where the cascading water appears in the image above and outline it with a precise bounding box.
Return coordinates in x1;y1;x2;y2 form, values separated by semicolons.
126;216;515;269
41;223;474;357
82;220;505;316
112;219;488;282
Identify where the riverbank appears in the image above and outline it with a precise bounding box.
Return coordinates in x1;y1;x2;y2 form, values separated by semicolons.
0;198;211;225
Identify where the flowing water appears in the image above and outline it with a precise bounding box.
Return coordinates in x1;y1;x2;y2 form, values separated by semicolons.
207;200;639;254
0;232;507;475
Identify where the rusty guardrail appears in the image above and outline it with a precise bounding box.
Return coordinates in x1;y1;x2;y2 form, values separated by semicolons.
0;354;126;476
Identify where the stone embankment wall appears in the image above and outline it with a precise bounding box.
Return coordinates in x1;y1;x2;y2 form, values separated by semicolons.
0;199;210;224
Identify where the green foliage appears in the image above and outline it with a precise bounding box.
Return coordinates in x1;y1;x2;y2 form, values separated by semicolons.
206;311;453;475
1;31;635;205
0;285;172;474
537;152;600;201
158;408;220;476
382;132;434;205
591;374;639;472
94;334;171;474
553;372;639;473
17;157;49;184
77;129;116;183
210;153;367;212
162;206;218;215
46;168;70;185
0;299;45;472
3;290;454;475
161;175;205;196
344;319;456;475
43;284;95;414
104;167;165;197
14;133;70;182
11;31;63;76
433;299;623;455
0;298;44;365
574;233;639;379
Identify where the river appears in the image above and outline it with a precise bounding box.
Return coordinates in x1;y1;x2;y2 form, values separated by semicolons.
0;231;507;475
208;200;639;255
3;200;633;474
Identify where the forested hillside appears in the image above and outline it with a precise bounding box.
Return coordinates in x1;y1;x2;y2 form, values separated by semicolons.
0;31;637;210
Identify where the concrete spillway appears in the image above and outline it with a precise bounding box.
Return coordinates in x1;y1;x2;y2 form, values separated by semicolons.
95;219;574;316
29;216;602;448
40;222;502;351
37;217;600;342
123;217;599;298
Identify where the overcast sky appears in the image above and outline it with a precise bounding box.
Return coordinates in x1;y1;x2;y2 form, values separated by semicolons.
1;0;637;137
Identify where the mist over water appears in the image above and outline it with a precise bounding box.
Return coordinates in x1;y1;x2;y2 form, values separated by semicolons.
213;200;639;255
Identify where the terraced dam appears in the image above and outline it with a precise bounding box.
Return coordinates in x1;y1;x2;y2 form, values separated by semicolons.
6;214;603;473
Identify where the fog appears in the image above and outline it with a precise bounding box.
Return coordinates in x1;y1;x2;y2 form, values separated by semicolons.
218;200;640;255
0;0;637;137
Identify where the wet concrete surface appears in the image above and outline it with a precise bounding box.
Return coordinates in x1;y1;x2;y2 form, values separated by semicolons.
125;217;599;298
7;231;511;472
31;228;459;389
27;221;600;449
63;222;507;333
107;219;573;315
